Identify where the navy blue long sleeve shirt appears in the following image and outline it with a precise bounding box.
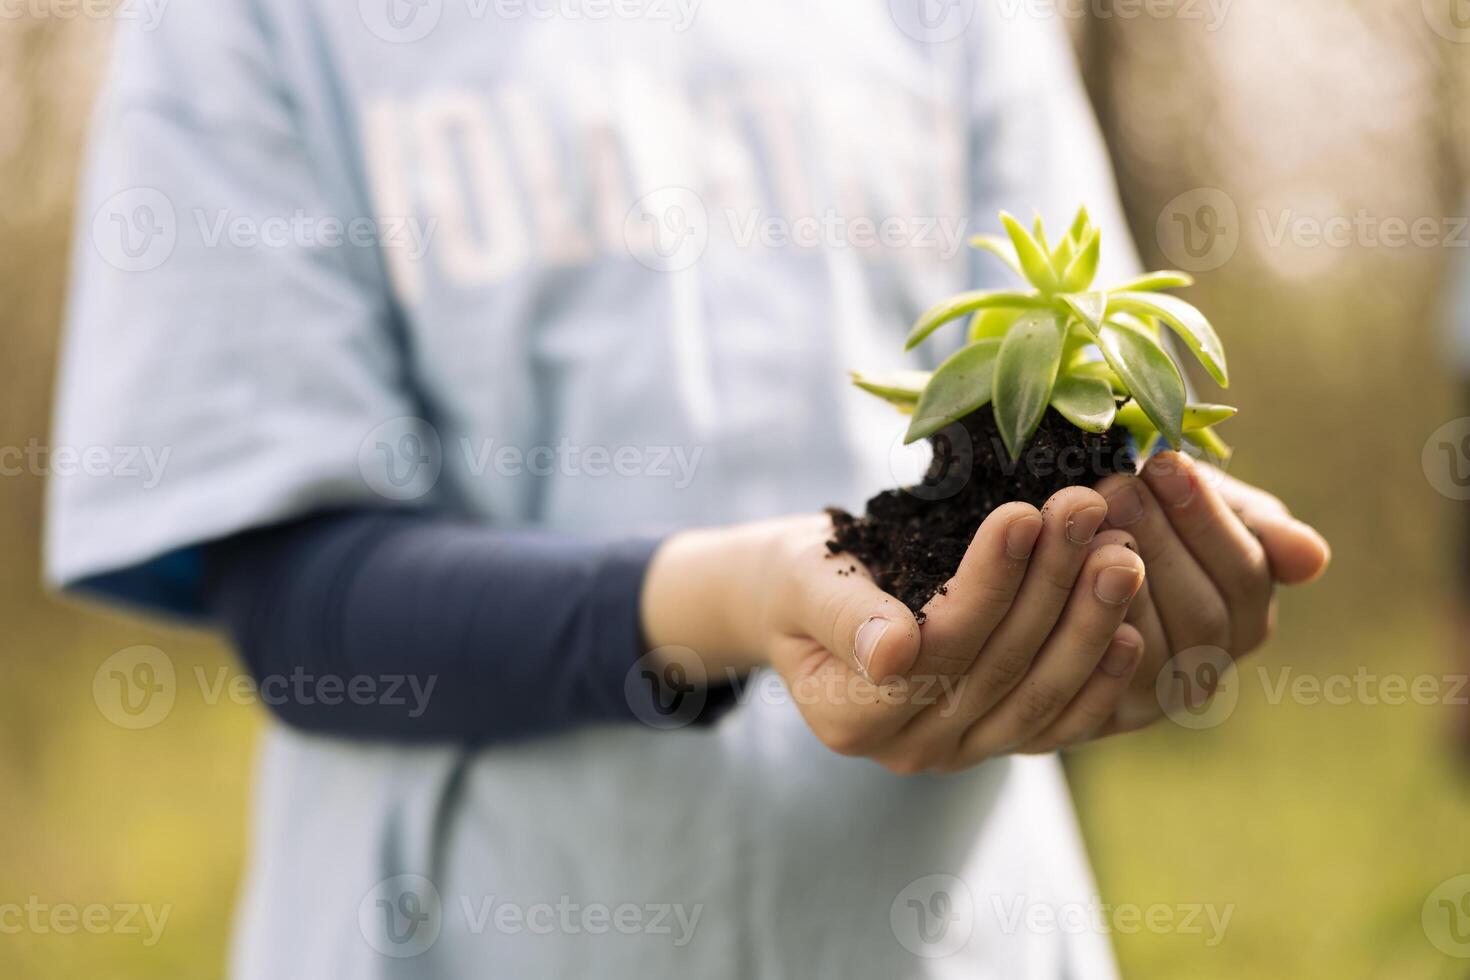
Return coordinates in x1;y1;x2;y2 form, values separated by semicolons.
201;510;735;744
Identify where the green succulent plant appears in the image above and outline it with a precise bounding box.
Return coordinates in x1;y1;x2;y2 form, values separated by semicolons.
853;207;1236;460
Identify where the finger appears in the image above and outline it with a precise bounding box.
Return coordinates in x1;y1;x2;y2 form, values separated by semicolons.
1088;530;1170;721
1019;623;1145;753
794;548;922;682
911;502;1044;678
1214;469;1331;585
959;543;1143;762
1096;474;1230;653
931;487;1109;728
1140;452;1273;653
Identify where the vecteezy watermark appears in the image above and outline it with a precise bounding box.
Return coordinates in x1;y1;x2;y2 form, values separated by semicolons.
1256;209;1470;252
1423;417;1470;500
359;0;700;43
93;646;436;730
90;187;436;273
723;208;970;261
0;898;171;947
360;875;443;958
1424;875;1470;958
1154;648;1469;731
1257;666;1467;708
93;646;176;730
625;187;977;272
887;0;976;44
991;896;1234;947
0;0;169;30
624;187;709;273
1155;646;1239;730
996;0;1232;31
1422;0;1470;44
1156;188;1240;273
359;874;703;958
0;439;171;489
459;438;703;489
625;652;970;732
92;187;177;273
359;417;444;502
192;209;436;260
890;874;975;958
359;417;706;501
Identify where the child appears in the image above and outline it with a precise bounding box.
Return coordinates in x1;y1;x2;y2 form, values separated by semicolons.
49;2;1328;976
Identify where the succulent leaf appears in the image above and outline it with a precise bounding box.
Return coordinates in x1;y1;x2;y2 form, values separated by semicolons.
968;234;1023;276
1107;270;1194;293
968;307;1024;342
1110;291;1229;387
994;311;1065;458
1000;212;1060;294
1050;374;1117;433
905;289;1048;350
903;340;1003;444
1185;426;1233;460
1069;359;1126;393
1059;291;1108;334
1093;318;1186;448
851;369;931;411
1067;205;1092;243
1060;228;1101;292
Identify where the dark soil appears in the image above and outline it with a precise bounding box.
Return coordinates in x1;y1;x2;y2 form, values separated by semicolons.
827;405;1135;616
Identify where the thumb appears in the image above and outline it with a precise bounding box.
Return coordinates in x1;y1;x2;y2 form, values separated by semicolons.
1254;511;1330;585
1213;471;1330;585
800;563;922;681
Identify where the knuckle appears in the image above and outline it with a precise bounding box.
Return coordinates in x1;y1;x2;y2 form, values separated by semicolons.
1193;598;1232;648
1036;558;1082;596
1011;681;1066;730
980;645;1033;693
970;575;1023;609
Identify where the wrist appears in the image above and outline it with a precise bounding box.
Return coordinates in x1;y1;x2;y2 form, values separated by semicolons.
640;520;787;677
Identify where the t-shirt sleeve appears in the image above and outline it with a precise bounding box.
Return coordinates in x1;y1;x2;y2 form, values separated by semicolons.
45;5;423;618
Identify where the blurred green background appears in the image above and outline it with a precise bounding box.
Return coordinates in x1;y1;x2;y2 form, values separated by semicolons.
2;2;1468;977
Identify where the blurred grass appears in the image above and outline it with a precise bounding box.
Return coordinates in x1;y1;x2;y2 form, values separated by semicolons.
2;3;1468;978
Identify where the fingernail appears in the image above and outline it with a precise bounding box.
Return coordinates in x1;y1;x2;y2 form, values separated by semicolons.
1005;515;1044;559
854;617;889;679
1103;484;1144;528
1095;565;1142;606
1099;636;1141;677
1066;505;1107;545
1149;454;1196;509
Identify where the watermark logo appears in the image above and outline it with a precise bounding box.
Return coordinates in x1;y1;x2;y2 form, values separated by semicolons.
1424;875;1470;957
1156;645;1237;729
1156;188;1239;273
991;895;1233;945
1422;418;1470;500
624;648;709;730
359;417;444;501
360;874;443;958
0;0;171;29
360;0;443;42
0;898;171;946
888;0;975;43
888;420;974;502
891;874;974;958
624;187;708;272
92;646;176;730
1423;0;1470;43
92;187;177;273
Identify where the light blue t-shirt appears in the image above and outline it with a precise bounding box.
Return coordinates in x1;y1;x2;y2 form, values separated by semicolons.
50;1;1141;976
